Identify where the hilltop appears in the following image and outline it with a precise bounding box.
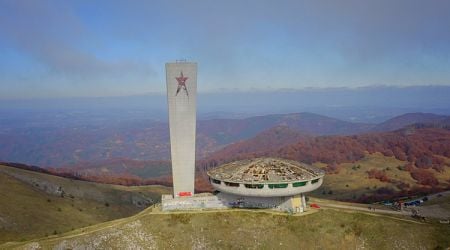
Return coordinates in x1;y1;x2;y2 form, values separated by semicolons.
1;162;449;249
2;205;449;249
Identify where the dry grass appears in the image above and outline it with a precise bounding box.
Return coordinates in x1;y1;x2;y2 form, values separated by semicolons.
4;208;449;250
311;153;450;201
0;165;170;244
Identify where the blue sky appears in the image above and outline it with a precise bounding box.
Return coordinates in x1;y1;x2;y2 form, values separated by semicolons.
1;0;450;99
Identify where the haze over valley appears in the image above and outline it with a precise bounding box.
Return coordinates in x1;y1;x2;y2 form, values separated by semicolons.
1;88;449;204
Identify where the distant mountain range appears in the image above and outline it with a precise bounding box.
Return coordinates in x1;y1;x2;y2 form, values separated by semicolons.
1;112;449;168
198;112;372;143
371;113;450;132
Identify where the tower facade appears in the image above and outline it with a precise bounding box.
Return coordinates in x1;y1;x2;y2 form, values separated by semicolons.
166;62;197;197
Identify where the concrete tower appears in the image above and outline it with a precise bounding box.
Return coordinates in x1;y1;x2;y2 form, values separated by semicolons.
166;61;197;197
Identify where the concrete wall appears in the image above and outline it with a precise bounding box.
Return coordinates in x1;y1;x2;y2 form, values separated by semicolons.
210;178;323;197
216;193;307;213
162;194;228;211
166;62;197;197
161;193;307;213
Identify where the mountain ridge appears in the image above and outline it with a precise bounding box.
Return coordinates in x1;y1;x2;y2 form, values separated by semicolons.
371;112;450;132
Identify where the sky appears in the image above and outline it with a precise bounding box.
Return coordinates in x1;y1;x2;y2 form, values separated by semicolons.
0;0;450;99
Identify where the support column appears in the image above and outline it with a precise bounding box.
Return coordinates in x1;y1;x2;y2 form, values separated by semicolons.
301;193;307;211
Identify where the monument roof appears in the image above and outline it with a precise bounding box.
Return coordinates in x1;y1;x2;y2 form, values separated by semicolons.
207;158;325;184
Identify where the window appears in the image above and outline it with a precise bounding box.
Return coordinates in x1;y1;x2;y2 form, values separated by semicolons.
268;183;288;189
212;179;221;184
293;181;307;187
244;184;264;189
224;182;240;187
311;178;320;184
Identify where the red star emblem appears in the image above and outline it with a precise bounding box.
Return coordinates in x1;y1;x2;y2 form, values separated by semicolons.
175;71;189;96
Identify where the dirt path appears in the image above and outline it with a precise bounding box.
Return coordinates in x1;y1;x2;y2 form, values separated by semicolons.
316;190;450;220
318;203;410;216
316;203;428;225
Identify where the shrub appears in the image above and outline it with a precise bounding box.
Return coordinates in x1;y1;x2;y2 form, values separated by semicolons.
325;163;340;174
367;169;389;182
410;169;438;186
170;214;191;224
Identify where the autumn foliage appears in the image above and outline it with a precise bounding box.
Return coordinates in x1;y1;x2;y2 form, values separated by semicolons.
367;169;390;182
201;126;450;173
409;169;439;186
197;126;450;191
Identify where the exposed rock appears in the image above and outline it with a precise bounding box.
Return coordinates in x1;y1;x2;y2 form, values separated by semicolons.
53;220;156;250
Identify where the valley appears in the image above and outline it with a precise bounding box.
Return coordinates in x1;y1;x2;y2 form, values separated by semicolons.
2;112;447;169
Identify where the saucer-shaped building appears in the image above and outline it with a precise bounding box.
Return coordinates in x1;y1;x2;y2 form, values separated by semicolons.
207;158;325;213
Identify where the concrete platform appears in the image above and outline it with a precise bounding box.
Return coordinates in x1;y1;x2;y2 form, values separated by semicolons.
161;192;308;213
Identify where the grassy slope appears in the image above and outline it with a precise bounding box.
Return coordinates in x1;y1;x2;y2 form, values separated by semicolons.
0;165;171;244
4;208;449;249
426;192;450;210
311;153;450;201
